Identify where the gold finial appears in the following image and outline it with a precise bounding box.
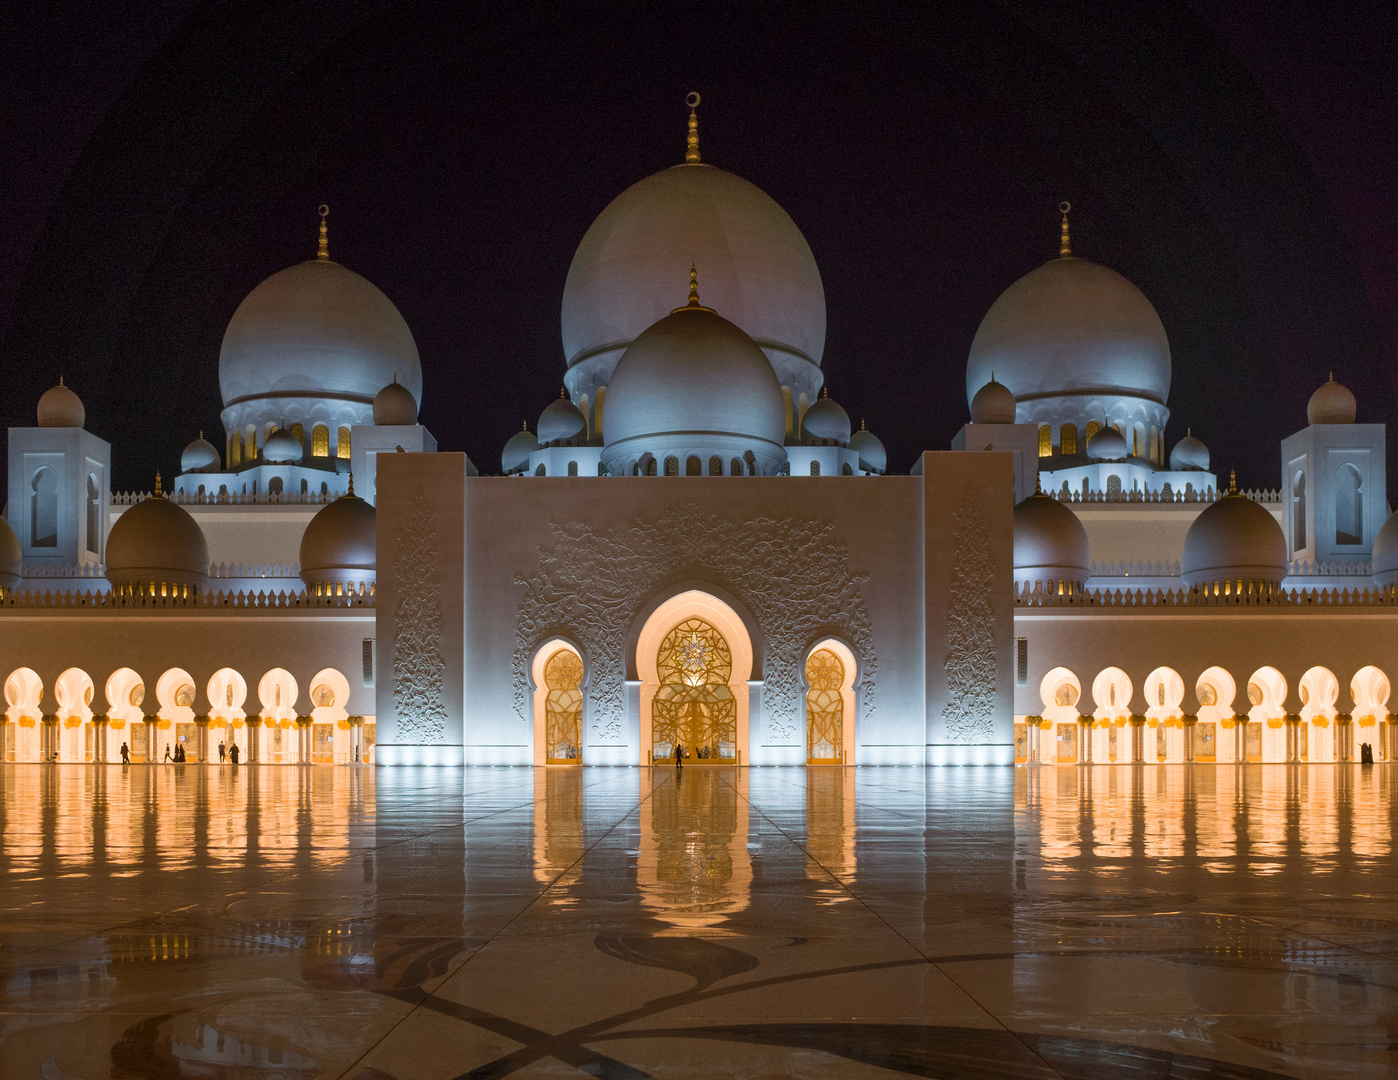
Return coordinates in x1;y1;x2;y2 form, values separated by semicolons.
1058;201;1072;258
316;205;329;261
559;388;566;399
59;375;64;386
154;471;163;497
821;386;828;399
522;420;529;432
1329;371;1334;382
1034;471;1042;495
860;418;867;431
1229;468;1237;495
674;263;713;312
347;473;355;496
685;92;701;163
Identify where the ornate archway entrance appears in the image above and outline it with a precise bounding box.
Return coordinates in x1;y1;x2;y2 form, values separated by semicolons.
652;619;737;763
805;648;844;764
544;648;584;762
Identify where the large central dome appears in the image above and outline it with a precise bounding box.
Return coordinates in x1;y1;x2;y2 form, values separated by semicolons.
219;245;422;442
561;157;826;414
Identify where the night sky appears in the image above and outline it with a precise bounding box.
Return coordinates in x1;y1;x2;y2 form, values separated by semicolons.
1;1;1395;499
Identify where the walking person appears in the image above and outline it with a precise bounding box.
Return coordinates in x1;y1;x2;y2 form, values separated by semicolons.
229;742;239;764
218;740;226;763
673;742;683;769
120;742;130;764
163;744;172;763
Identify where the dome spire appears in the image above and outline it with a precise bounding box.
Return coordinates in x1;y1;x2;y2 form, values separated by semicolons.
1058;201;1072;259
316;204;330;261
673;263;713;313
154;471;164;498
347;472;355;497
1229;468;1237;495
685;92;701;163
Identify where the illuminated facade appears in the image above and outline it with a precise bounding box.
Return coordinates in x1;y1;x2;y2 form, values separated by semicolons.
1;98;1395;768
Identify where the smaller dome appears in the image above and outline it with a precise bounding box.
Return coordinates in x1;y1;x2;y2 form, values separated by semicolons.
1087;425;1128;461
970;377;1017;425
299;481;376;593
538;392;586;445
37;379;84;428
849;422;886;473
802;392;851;444
502;423;539;474
105;478;209;595
263;428;303;463
1373;510;1398;586
0;515;20;589
1013;491;1090;587
373;377;419;426
180;433;220;472
1307;374;1356;425
1181;476;1287;589
1169;429;1210;471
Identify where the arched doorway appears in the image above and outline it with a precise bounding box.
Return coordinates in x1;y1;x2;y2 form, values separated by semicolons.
531;644;584;764
636;590;755;766
805;640;856;764
653;619;736;763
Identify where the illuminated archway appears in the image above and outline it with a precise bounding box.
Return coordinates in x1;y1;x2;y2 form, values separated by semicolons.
1299;666;1339;762
1194;666;1236;762
257;668;299;763
636;590;753;766
1246;665;1287;763
155;667;196;761
105;667;146;761
1144;666;1185;763
531;641;584;765
1034;666;1082;766
309;667;350;763
805;639;856;765
4;667;43;762
207;667;248;762
54;667;95;763
1350;666;1390;762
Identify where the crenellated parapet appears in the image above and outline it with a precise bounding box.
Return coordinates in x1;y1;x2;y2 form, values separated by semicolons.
1015;581;1398;609
0;587;373;611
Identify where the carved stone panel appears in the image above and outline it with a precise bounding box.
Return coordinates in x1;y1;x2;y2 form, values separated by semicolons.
514;503;874;744
393;493;447;743
941;493;996;742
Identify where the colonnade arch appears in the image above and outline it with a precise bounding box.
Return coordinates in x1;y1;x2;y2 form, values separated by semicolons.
1019;660;1397;765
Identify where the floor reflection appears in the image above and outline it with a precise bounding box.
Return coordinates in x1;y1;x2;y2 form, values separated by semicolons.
0;763;1393;1080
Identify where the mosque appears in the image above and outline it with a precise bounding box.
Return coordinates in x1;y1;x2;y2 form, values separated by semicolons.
2;95;1397;770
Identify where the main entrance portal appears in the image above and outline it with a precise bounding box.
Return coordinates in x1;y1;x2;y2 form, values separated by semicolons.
651;618;737;764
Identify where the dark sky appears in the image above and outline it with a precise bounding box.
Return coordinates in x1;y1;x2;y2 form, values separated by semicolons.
1;1;1395;497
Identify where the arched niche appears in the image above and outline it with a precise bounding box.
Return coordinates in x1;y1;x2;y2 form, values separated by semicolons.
54;667;94;721
804;637;858;765
634;589;755;766
1038;666;1081;722
624;580;763;682
1350;665;1390;720
1143;667;1185;720
530;638;586;766
258;668;298;721
1091;667;1133;719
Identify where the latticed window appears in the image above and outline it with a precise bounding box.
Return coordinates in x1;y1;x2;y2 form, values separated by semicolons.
686;455;701;476
652;619;736;763
709;455;722;476
291;423;304;446
337;427;351;459
312;425;330;457
731;458;742;476
810;461;820;476
1038;425;1052;457
567;460;578;477
805;648;844;763
664;457;678;476
1085;420;1100;444
1060;424;1077;456
544;649;584;763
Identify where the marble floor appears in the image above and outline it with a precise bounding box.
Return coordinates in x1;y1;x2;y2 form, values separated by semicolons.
0;764;1395;1079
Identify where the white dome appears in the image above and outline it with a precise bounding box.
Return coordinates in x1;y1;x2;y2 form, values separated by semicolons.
0;515;20;589
562;163;825;393
538;393;587;444
502;425;539;474
180;434;220;472
1088;426;1129;461
373;377;418;426
602;298;786;473
106;486;209;595
300;488;375;592
37;380;84;428
1013;492;1090;587
966;257;1171;412
970;377;1016;425
1181;486;1287;588
263;429;303;463
802;394;850;444
849;423;886;473
219;256;421;429
1308;375;1356;425
1372;509;1398;586
1169;430;1210;471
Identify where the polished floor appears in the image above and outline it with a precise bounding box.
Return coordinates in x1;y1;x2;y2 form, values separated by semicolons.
1;764;1395;1079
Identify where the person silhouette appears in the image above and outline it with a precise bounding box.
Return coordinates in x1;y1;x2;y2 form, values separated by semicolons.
218;740;226;763
163;744;172;762
120;741;129;764
673;742;683;769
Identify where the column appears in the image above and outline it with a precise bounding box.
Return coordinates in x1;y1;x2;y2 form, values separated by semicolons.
0;716;8;763
1129;715;1146;763
92;716;108;762
348;716;364;763
194;717;210;763
296;717;313;763
1335;714;1352;762
1284;714;1301;762
1078;716;1093;764
144;716;160;762
246;717;261;763
42;715;59;761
